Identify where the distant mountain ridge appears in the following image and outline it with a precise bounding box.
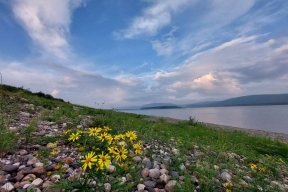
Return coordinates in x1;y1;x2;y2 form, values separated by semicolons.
117;93;288;110
186;93;288;108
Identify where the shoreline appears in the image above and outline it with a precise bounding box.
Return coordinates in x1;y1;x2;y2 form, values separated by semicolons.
143;115;288;143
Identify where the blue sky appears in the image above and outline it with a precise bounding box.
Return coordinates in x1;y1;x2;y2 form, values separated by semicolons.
0;0;288;108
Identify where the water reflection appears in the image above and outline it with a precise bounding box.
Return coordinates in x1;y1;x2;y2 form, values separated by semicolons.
121;105;288;134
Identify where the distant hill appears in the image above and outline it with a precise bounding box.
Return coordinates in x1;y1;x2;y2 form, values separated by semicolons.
186;93;288;108
141;103;182;109
115;106;141;110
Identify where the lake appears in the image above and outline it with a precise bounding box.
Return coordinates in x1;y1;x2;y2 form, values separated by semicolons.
120;105;288;134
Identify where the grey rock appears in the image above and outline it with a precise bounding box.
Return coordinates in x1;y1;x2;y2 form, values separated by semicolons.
42;180;54;188
238;179;248;187
104;183;111;192
45;164;56;171
160;169;169;175
22;174;37;182
3;165;19;173
1;182;14;191
20;112;31;117
107;165;116;174
220;172;232;182
145;161;153;169
18;149;28;156
141;168;149;178
147;188;156;192
154;157;162;163
170;171;179;179
165;180;177;192
191;176;199;184
31;178;43;187
133;156;142;162
160;174;170;184
137;183;145;190
143;180;157;188
162;156;171;166
149;169;160;179
243;175;253;182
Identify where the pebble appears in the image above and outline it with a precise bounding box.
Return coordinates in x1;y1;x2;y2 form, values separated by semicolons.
160;169;169;175
3;165;19;173
133;156;142;162
220;171;232;181
137;184;146;190
149;169;160;179
107;165;116;174
170;171;179;179
165;180;177;192
1;182;14;191
31;178;43;187
42;180;54;188
160;174;170;184
143;180;156;188
104;183;111;192
145;161;153;169
22;174;36;182
141;168;149;178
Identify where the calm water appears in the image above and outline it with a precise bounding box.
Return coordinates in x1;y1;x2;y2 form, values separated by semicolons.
121;105;288;134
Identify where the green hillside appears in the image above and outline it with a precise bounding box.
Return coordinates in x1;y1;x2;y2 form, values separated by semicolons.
0;84;288;191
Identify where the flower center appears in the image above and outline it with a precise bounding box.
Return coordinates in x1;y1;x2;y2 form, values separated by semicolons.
86;157;91;163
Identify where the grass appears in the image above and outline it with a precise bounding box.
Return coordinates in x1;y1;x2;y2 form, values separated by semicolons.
0;84;288;191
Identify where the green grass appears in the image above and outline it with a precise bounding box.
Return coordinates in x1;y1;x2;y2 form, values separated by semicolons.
1;85;288;191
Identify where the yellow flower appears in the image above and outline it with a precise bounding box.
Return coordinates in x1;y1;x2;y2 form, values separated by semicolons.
258;167;265;172
223;182;233;187
225;189;231;192
133;143;142;155
63;129;71;135
98;132;109;142
279;158;285;164
117;163;124;168
89;127;102;136
250;163;257;170
78;146;84;151
95;162;104;171
117;134;126;141
103;126;111;132
108;146;117;155
47;171;52;176
114;146;128;161
81;152;97;171
125;131;137;142
77;130;83;134
50;148;60;155
68;133;80;142
47;142;57;148
98;152;111;168
55;164;62;170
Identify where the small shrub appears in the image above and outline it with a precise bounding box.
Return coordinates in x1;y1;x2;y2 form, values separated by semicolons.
187;116;199;126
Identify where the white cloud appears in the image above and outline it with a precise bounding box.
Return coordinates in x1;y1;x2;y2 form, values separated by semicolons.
118;0;190;39
151;35;288;100
151;27;177;56
51;89;59;97
11;0;84;59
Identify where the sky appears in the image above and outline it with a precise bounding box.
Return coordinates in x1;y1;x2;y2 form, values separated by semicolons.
0;0;288;108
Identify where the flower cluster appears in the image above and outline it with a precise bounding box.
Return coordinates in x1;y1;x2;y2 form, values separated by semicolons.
47;142;60;156
66;126;142;171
